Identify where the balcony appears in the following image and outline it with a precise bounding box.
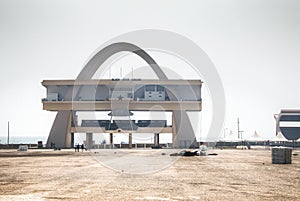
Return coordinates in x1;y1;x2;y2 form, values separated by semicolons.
42;100;202;111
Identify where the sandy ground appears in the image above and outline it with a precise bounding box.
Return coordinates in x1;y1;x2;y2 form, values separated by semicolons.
0;148;299;201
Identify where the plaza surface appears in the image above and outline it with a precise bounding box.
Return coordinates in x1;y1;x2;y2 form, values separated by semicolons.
0;148;299;201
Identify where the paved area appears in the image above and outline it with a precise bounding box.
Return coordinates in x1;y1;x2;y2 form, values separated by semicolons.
0;148;299;200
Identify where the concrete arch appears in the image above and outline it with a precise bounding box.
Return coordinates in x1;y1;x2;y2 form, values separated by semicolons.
76;42;167;80
46;42;196;148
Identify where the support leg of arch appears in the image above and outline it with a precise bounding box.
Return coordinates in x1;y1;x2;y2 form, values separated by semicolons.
46;111;72;148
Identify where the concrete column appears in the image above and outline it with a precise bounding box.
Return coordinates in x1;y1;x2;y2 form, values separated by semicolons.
71;133;74;148
172;111;196;148
128;133;132;149
86;133;93;149
172;111;178;148
110;133;113;149
47;111;73;148
65;111;73;148
154;133;160;146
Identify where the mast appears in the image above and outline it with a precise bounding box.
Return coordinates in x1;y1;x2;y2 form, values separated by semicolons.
237;118;244;139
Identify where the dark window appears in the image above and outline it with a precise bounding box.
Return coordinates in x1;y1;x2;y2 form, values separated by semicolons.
157;85;165;92
127;93;133;98
145;85;155;91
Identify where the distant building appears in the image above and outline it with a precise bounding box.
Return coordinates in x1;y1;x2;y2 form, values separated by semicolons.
275;109;300;140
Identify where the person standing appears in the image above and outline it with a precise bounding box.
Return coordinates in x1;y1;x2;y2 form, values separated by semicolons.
81;144;85;152
75;144;80;152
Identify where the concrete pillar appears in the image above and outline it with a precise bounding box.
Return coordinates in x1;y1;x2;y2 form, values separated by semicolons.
86;133;93;149
154;133;160;146
172;111;196;148
71;133;74;148
128;133;132;149
65;111;72;148
47;111;72;148
110;133;113;149
172;111;178;148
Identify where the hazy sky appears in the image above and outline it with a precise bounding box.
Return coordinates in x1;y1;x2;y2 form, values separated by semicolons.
0;0;299;139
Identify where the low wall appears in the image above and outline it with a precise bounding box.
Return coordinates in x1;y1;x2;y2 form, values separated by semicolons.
0;144;38;149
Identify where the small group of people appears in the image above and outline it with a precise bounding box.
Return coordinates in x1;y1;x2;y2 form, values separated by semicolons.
75;144;86;152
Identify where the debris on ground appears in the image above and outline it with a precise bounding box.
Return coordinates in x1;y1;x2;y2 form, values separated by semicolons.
207;153;218;156
170;150;198;157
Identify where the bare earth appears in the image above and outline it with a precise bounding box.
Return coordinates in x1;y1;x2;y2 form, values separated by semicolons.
0;148;299;201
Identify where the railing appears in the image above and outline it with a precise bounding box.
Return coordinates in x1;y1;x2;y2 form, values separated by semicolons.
81;120;168;130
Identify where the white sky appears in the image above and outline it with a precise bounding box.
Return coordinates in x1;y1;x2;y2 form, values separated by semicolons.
0;0;299;140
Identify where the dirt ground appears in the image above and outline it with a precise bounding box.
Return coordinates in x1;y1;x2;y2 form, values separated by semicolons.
0;148;299;201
